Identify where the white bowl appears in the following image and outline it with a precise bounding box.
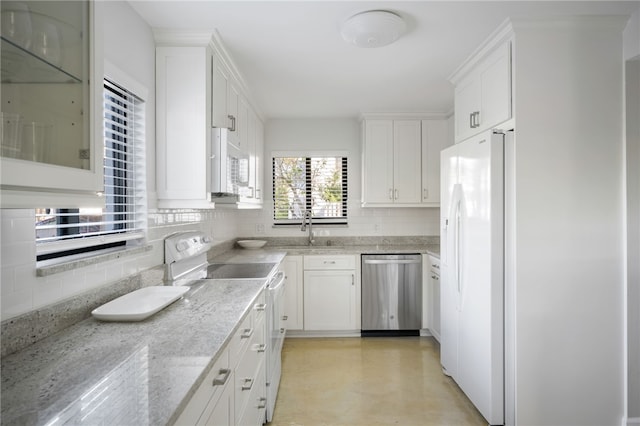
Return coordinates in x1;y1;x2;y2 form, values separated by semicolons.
237;240;267;249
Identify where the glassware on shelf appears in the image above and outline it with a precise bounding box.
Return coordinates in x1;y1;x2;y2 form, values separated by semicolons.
22;122;52;163
1;2;32;49
1;112;23;159
31;19;62;67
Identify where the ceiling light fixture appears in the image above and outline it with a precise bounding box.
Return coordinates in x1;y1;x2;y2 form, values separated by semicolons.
340;10;406;48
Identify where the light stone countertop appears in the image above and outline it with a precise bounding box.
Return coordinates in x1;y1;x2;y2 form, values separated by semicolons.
222;243;440;258
0;275;277;426
1;243;441;425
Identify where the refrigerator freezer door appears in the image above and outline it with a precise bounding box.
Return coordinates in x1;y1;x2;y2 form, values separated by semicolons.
440;144;459;378
440;131;504;425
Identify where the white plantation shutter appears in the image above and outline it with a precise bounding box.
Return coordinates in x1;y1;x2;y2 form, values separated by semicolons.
35;79;146;258
272;155;348;225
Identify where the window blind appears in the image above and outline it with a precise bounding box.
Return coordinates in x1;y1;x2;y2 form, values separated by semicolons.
35;79;146;257
272;156;347;225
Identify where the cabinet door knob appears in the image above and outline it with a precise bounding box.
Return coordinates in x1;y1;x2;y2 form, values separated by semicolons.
258;397;267;409
228;115;236;132
241;378;254;391
212;368;231;386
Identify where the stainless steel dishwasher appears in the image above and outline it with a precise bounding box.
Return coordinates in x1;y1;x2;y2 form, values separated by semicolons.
361;254;422;336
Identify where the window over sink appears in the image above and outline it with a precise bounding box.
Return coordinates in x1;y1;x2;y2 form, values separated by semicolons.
272;153;348;226
35;76;147;261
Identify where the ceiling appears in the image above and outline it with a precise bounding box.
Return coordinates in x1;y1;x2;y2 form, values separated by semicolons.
129;1;638;120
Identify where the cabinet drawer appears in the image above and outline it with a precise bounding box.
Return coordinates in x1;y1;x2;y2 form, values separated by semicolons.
252;290;266;323
229;313;253;369
236;361;267;426
234;319;265;421
304;255;356;270
175;349;231;425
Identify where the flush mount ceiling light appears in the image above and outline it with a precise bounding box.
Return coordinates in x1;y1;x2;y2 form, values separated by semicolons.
340;10;406;48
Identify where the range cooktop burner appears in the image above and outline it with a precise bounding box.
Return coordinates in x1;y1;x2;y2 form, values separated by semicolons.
206;263;276;279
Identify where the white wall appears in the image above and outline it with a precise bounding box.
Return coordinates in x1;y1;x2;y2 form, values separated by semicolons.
625;4;640;421
0;1;238;321
512;19;625;425
236;118;440;238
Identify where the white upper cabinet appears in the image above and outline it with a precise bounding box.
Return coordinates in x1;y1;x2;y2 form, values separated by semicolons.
362;116;448;207
421;119;449;205
155;40;213;209
0;1;104;208
362;119;422;206
451;40;512;142
211;53;230;129
254;119;264;204
155;30;264;210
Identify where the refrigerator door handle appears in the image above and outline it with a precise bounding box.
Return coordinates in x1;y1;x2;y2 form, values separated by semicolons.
448;183;463;311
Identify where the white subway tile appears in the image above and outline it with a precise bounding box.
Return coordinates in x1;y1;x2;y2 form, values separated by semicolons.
1;241;35;267
1;287;33;320
1;266;16;293
33;276;63;308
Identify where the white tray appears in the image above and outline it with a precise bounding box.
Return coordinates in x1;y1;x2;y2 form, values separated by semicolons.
92;286;190;322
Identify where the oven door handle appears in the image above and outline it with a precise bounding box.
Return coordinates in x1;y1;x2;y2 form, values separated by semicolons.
268;271;285;291
363;259;421;265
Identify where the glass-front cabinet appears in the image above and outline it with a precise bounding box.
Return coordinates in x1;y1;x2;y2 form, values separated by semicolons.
0;0;103;207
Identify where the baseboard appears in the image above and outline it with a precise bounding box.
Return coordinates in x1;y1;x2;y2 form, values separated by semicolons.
361;330;420;337
285;330;361;338
627;417;640;425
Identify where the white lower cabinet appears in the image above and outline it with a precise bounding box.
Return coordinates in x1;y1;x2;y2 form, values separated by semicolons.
303;255;358;331
428;256;441;342
175;349;233;425
175;290;266;426
282;256;303;330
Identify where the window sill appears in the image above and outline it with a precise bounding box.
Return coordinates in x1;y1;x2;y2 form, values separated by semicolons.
36;244;153;277
272;223;349;229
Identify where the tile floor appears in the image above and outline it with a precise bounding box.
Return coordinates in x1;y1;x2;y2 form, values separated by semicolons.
269;337;486;426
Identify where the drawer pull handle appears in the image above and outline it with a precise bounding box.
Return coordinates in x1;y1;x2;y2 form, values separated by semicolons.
241;328;253;339
280;327;285;334
254;343;266;353
282;315;288;321
212;368;231;386
242;378;254;391
323;261;336;264
258;397;267;409
254;303;266;311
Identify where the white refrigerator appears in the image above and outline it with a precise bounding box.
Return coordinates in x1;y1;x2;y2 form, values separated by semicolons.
440;130;505;425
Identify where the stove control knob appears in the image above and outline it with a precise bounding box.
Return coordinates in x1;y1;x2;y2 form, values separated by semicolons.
202;236;212;243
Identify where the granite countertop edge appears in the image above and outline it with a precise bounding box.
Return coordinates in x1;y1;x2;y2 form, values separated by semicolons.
0;252;286;426
261;243;440;258
1;245;441;425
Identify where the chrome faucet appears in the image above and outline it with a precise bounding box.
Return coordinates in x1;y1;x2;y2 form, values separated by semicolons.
300;210;315;245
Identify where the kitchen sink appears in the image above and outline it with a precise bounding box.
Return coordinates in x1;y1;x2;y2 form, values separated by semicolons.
206;263;277;279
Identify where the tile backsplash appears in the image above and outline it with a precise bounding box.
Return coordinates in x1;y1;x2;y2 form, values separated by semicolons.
0;208;239;321
0;205;437;322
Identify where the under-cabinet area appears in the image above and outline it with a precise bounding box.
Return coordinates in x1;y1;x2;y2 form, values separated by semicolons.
280;251;439;339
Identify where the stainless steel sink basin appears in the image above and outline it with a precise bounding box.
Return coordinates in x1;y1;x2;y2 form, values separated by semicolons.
206;263;276;279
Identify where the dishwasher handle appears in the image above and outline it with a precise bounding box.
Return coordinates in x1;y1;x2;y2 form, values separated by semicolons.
363;259;421;265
